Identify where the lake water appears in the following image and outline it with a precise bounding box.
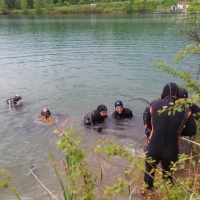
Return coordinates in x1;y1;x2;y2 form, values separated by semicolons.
0;14;192;199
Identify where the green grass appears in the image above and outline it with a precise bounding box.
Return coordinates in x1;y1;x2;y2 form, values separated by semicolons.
9;2;137;14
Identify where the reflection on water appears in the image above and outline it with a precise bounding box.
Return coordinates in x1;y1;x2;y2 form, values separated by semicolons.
0;14;191;199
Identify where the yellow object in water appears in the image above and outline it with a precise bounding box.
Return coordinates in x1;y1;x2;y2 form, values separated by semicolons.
37;115;55;125
8;99;12;112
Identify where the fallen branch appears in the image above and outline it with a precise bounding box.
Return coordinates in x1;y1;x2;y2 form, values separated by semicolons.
181;137;200;147
29;166;58;200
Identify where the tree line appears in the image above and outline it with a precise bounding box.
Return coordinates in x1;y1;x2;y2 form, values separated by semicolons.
0;0;192;13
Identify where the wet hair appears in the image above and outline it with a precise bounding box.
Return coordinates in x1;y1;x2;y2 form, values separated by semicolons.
115;100;123;108
13;95;22;104
161;83;179;99
178;88;188;98
41;108;51;119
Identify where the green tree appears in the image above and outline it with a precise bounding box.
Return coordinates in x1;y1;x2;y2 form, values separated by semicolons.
21;0;28;13
42;0;47;7
162;0;177;9
33;0;42;13
57;0;62;6
130;0;134;6
42;0;53;8
153;14;200;144
0;0;8;12
5;0;15;9
188;1;200;13
46;0;54;10
173;14;200;79
15;0;21;9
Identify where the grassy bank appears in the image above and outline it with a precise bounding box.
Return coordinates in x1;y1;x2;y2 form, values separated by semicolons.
49;2;134;14
50;2;134;14
8;1;149;15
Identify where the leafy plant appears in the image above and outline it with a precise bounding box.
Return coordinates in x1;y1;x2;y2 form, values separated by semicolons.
0;0;8;12
53;128;96;200
95;138;200;199
0;168;21;200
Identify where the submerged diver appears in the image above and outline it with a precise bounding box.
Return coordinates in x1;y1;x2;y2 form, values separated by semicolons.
13;95;24;105
41;108;51;119
6;95;25;106
83;104;108;132
178;87;200;120
143;83;196;190
6;95;25;112
36;108;56;125
111;100;133;119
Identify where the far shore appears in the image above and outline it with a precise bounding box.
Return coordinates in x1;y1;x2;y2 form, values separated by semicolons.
0;2;184;15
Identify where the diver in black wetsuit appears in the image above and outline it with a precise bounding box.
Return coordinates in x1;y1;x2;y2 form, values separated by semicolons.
143;106;151;138
6;95;25;112
143;83;196;189
6;95;25;106
13;95;23;105
178;87;200;120
41;108;51;119
36;108;53;124
83;104;108;132
111;100;133;119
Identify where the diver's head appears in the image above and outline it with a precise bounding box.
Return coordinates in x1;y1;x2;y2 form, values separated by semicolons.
13;95;22;104
115;100;124;114
97;104;107;118
41;108;51;119
178;88;188;99
161;83;179;99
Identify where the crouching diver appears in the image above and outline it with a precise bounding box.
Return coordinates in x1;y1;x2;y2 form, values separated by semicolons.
36;108;55;125
111;100;133;119
83;104;108;132
143;83;196;190
178;87;200;120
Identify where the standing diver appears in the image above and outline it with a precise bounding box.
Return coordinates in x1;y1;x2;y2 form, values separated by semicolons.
143;83;196;190
83;104;108;132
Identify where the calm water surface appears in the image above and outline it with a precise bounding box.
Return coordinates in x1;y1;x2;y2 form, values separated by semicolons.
0;14;191;199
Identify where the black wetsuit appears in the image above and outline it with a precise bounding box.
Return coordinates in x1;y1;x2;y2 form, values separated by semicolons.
143;96;196;188
111;108;133;119
83;110;108;131
143;106;151;136
190;103;200;120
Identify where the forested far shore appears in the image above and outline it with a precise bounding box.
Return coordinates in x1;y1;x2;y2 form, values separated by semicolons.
0;0;200;14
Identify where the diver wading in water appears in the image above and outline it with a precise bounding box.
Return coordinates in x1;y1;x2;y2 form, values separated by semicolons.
111;100;133;119
83;104;108;132
143;83;196;190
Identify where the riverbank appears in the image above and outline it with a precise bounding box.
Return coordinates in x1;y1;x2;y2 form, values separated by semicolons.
1;0;195;15
6;2;147;15
4;5;190;16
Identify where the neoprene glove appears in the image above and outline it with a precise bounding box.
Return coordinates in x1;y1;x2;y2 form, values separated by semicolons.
145;128;151;137
96;127;102;132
